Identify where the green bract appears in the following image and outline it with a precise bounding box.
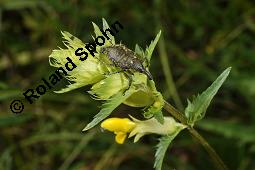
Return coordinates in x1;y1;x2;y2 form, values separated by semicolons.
49;31;107;93
49;18;231;170
48;18;165;129
185;67;231;126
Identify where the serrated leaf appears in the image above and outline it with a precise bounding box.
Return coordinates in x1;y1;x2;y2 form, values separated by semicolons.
145;30;161;62
83;88;137;131
92;19;114;48
92;22;103;38
102;18;115;44
135;44;146;62
135;44;144;56
61;31;84;50
49;31;85;68
185;67;231;126
154;129;182;170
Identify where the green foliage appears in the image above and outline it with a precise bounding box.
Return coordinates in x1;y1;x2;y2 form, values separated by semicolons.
92;18;114;47
83;89;136;131
134;31;161;66
145;30;161;62
1;0;255;169
154;129;182;170
102;18;115;44
185;67;231;126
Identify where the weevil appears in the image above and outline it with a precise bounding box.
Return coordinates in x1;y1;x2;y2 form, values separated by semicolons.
99;44;153;93
100;44;153;80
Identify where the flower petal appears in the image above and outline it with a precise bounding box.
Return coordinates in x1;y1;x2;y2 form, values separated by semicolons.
115;132;127;144
101;118;136;133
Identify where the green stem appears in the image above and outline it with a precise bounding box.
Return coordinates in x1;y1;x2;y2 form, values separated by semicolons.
158;35;184;110
154;0;184;111
163;101;228;170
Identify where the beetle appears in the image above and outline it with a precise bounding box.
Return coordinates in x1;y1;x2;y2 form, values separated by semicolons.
100;44;153;81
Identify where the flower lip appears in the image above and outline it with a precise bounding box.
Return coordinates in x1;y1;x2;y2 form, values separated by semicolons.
100;117;136;144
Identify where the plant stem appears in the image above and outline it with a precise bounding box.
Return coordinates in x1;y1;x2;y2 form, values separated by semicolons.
154;0;184;111
157;34;184;110
163;100;228;170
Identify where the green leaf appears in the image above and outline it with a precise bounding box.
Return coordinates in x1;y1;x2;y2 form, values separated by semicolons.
145;30;161;62
135;44;144;57
154;129;182;170
135;44;146;63
92;19;114;48
102;18;115;44
92;22;103;38
134;31;161;67
185;67;231;126
61;31;84;50
83;88;137;131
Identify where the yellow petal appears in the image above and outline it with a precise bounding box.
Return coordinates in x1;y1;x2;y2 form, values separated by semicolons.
101;118;136;133
115;132;127;144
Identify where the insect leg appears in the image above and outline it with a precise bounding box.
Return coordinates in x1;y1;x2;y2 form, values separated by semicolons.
122;71;133;95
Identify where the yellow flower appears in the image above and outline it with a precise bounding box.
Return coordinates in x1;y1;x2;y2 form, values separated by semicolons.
129;116;186;142
48;19;155;102
49;28;112;94
101;116;186;144
49;18;166;131
101;118;136;144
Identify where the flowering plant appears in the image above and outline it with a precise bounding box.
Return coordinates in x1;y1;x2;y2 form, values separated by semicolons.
49;18;230;170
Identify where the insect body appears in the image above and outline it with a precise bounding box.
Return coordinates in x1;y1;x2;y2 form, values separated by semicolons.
100;44;153;80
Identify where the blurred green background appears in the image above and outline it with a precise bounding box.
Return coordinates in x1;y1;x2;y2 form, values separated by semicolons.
1;0;255;170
